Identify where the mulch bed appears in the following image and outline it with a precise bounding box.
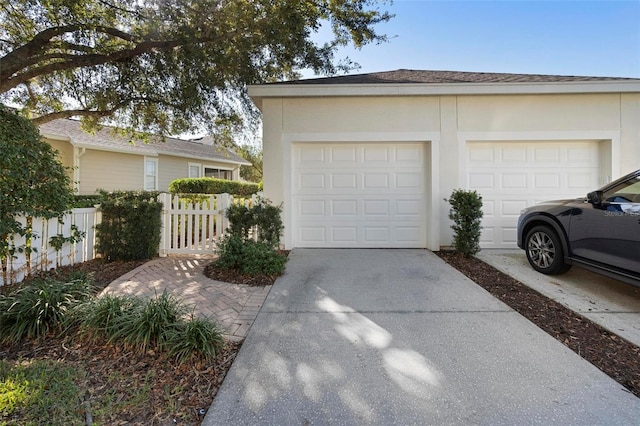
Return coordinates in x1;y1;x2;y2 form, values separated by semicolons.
202;251;290;286
437;250;640;398
202;263;279;286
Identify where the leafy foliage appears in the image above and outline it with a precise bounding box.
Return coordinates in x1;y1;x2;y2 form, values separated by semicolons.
0;274;94;343
215;197;286;276
446;189;484;257
169;177;260;196
0;106;74;259
237;144;263;183
1;0;392;136
226;197;283;249
216;236;286;276
95;191;162;261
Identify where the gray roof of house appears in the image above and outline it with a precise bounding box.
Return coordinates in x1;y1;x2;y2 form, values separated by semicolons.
280;69;640;85
39;119;250;165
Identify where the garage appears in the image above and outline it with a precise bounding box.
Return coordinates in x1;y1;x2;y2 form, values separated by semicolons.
249;69;638;251
467;141;602;248
292;142;428;248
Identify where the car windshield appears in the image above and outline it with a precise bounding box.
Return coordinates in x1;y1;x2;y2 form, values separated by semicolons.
603;176;640;203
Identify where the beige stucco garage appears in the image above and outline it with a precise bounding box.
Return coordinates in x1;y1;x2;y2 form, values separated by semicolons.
248;70;640;250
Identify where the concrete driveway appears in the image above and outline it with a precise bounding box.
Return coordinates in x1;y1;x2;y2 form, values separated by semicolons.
204;249;640;425
478;249;640;348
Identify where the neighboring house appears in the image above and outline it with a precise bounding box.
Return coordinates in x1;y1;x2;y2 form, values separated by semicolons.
248;69;640;250
39;118;250;195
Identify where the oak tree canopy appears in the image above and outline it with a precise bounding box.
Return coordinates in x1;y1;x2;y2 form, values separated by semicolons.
1;0;392;135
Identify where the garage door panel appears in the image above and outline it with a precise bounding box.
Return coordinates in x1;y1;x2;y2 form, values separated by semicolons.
331;173;357;189
468;141;601;248
296;196;424;219
293;143;427;248
295;171;425;194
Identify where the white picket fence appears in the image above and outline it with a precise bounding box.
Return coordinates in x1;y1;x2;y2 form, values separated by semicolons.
158;193;257;256
1;208;100;286
1;193;256;286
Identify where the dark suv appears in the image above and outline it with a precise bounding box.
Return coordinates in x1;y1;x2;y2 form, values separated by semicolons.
517;169;640;287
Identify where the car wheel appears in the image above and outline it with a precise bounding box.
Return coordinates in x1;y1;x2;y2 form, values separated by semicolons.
525;225;571;275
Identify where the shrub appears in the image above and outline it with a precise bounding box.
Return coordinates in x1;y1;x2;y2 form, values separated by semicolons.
0;274;94;342
239;240;287;276
446;189;484;257
216;236;286;276
166;315;225;363
0;106;74;241
168;177;260;196
112;290;186;352
71;194;102;208
226;196;283;249
215;197;286;276
95;191;163;261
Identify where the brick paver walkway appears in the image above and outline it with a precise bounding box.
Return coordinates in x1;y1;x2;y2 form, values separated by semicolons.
101;256;271;341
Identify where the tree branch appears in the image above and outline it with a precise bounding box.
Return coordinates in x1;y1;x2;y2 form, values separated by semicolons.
30;96;184;125
1;25;139;84
1;38;192;93
32;108;119;125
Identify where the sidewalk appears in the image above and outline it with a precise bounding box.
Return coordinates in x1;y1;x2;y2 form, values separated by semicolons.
100;256;271;341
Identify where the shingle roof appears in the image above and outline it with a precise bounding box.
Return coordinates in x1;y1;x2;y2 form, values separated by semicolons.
39;119;249;165
280;69;640;85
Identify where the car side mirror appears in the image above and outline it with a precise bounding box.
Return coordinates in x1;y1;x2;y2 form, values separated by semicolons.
587;190;603;206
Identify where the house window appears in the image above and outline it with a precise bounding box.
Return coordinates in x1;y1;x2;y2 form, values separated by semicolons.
144;158;158;190
204;167;233;180
189;163;202;178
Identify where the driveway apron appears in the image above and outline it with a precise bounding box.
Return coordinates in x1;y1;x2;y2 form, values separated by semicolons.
204;249;640;425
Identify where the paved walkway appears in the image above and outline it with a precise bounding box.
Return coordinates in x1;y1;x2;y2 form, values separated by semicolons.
101;256;271;341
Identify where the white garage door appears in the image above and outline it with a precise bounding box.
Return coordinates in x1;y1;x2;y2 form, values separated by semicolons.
467;141;601;248
293;143;427;248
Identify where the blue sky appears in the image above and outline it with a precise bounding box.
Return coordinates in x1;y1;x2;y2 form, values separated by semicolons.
306;0;640;78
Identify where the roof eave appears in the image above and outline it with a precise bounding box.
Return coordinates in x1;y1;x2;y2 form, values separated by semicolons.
162;152;251;166
248;80;640;104
42;132;249;165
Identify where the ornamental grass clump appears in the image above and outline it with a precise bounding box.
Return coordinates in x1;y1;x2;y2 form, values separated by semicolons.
112;290;186;353
70;294;142;341
166;315;225;363
0;274;94;342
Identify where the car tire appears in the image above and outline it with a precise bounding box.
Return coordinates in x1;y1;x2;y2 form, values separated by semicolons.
524;225;571;275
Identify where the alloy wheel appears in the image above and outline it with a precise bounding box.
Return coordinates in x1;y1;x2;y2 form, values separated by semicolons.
527;231;556;269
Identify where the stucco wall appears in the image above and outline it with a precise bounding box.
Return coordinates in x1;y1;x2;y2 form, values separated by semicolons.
260;91;640;249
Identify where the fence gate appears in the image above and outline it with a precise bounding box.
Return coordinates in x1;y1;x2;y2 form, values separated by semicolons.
158;193;254;256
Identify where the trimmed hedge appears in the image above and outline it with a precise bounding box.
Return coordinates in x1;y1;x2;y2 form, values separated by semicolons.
71;194;102;208
169;178;260;196
95;191;162;261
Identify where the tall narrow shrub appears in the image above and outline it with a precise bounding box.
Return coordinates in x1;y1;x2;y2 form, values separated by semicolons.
95;191;162;261
446;189;484;257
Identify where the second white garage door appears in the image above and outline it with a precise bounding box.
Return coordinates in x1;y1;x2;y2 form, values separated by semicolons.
467;141;601;248
293;143;427;248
